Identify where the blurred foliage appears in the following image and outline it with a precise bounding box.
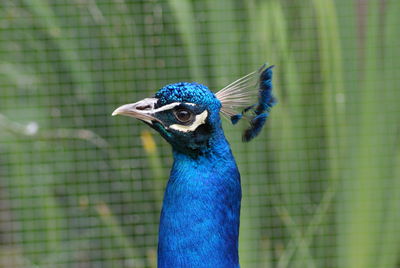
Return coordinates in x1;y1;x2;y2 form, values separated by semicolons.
0;0;399;267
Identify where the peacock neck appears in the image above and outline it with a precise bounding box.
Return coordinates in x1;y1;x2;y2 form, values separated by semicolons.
158;131;242;268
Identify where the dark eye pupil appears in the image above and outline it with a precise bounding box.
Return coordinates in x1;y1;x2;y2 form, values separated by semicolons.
175;109;191;122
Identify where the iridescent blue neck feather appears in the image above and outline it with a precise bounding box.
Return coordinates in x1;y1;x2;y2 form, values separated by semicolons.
158;118;241;268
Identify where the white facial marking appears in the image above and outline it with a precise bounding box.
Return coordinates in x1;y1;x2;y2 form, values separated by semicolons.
153;102;198;113
151;102;181;113
169;110;208;133
142;102;198;114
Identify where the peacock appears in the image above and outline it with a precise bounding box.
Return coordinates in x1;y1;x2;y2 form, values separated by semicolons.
112;64;275;267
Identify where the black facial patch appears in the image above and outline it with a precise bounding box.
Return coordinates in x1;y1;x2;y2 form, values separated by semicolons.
149;102;215;156
153;103;206;129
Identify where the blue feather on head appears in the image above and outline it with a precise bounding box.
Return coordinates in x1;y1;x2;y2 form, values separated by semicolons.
216;64;276;142
243;65;276;141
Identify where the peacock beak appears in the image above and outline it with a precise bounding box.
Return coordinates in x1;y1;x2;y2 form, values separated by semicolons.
112;97;160;124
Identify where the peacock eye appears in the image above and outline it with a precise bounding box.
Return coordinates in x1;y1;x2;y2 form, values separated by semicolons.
173;108;193;123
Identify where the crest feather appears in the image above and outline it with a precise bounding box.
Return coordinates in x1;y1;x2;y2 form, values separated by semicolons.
215;64;276;141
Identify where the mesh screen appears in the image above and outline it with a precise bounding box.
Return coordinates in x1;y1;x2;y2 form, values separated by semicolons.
0;0;399;267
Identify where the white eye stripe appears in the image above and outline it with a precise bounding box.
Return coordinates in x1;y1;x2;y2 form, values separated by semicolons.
147;102;197;113
152;102;181;113
169;110;208;133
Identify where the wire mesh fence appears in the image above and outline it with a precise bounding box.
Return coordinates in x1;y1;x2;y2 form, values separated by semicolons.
0;0;399;267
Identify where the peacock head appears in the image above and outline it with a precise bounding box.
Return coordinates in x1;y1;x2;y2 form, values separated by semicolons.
112;64;276;156
112;82;222;155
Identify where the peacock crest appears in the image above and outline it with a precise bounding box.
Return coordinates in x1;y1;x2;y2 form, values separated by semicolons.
215;64;276;141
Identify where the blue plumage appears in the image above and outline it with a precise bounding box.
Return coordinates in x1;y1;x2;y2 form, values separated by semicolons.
243;113;268;142
230;114;242;125
227;65;276;142
112;64;275;267
255;65;275;115
156;82;218;107
159;140;241;267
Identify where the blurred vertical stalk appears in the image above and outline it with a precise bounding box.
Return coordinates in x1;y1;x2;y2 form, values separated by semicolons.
376;1;400;267
264;1;317;267
337;0;400;267
339;1;380;262
312;0;345;181
168;0;206;81
140;130;164;267
204;0;240;87
140;130;165;206
312;1;346;267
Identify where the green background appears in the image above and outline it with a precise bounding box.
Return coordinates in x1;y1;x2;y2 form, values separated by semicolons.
0;0;399;267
